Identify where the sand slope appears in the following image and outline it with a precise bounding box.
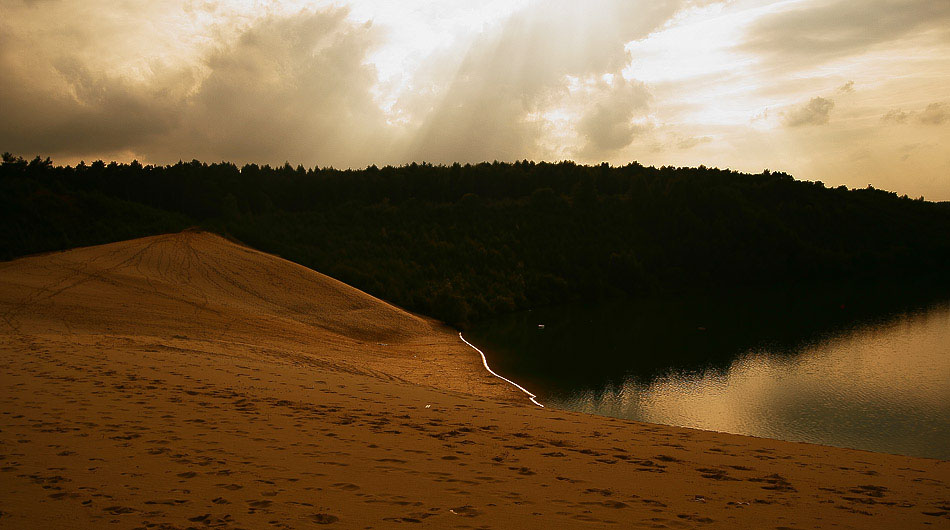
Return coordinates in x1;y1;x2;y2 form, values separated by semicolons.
0;230;521;401
0;231;947;529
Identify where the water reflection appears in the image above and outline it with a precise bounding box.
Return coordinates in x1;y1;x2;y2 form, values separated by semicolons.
470;285;950;460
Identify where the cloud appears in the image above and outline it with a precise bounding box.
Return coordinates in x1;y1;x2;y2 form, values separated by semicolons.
899;143;921;161
1;1;947;201
837;80;854;93
170;9;390;166
576;77;652;158
741;0;950;69
918;102;949;125
0;6;392;167
405;0;683;163
882;109;910;124
783;97;835;127
0;25;187;157
676;136;713;150
881;103;948;126
1;0;684;166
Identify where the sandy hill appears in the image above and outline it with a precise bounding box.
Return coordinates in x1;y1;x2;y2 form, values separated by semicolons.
0;231;947;529
0;230;520;400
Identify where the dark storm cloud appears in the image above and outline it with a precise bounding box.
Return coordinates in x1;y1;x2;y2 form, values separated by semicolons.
741;0;950;68
0;7;390;167
0;26;184;156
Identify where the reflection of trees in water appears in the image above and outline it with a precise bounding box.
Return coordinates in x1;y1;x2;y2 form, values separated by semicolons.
541;302;950;459
469;282;950;394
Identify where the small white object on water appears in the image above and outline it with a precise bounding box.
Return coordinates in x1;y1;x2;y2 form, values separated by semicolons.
425;404;431;409
538;324;545;330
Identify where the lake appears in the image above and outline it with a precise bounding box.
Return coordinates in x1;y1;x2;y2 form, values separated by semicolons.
468;283;950;460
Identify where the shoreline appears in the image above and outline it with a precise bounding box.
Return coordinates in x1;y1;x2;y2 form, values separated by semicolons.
462;296;950;463
459;331;545;408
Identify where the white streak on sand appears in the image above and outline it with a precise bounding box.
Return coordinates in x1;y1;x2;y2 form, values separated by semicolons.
459;332;544;408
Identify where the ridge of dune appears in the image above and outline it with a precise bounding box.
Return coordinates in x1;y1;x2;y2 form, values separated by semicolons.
1;229;434;344
1;231;948;529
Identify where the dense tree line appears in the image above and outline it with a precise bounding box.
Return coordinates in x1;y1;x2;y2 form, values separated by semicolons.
3;153;948;326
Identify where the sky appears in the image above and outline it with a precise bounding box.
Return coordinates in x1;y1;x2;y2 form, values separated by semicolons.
1;0;948;199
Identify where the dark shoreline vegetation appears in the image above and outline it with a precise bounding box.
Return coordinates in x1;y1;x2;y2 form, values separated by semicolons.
3;153;949;327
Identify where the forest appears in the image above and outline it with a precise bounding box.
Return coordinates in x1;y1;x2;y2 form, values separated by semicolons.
3;153;949;326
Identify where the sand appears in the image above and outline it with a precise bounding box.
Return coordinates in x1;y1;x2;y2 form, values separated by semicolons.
0;230;947;529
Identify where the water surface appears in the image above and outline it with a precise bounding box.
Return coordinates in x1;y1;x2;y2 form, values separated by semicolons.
469;284;950;460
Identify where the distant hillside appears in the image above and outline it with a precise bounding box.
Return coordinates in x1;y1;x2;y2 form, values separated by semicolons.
3;153;949;326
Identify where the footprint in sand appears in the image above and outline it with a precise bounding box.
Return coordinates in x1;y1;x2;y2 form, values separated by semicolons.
308;513;339;524
448;505;481;517
102;506;135;515
144;499;188;506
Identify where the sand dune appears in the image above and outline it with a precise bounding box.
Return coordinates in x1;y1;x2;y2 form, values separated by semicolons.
0;231;947;529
